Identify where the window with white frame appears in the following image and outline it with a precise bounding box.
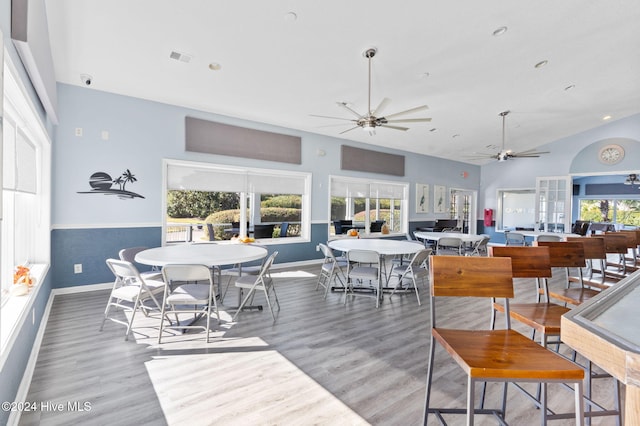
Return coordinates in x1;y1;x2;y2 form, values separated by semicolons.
329;176;408;235
1;58;51;310
164;160;311;243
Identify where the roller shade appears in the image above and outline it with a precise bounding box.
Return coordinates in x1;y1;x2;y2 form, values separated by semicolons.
331;177;406;199
3;122;37;194
369;182;405;199
330;179;370;198
167;162;307;194
16;132;37;193
247;172;305;194
167;164;246;192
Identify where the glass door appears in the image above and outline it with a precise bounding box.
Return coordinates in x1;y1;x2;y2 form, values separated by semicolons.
450;189;477;234
535;176;572;232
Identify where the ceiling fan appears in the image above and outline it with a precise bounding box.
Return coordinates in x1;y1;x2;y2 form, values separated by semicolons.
470;110;550;162
311;48;432;135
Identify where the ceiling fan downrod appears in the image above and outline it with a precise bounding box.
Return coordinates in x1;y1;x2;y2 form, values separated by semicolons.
499;110;510;152
364;48;377;118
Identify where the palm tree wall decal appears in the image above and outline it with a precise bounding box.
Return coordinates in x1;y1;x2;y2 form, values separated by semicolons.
79;169;144;199
120;169;137;191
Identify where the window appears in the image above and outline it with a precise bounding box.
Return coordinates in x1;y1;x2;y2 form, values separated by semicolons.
1;55;51;352
496;189;535;231
164;160;310;243
329;176;408;235
579;199;640;226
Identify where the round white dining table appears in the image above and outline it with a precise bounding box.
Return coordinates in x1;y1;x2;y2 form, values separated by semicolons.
327;238;424;256
135;242;267;267
414;231;486;244
136;243;269;311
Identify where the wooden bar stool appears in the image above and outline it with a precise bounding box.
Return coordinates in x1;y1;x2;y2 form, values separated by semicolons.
534;241;597;306
423;255;584;425
491;245;621;423
614;229;640;270
489;246;569;347
600;233;630;279
565;236;611;289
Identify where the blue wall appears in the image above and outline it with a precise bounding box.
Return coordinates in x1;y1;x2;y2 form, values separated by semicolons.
50;83;481;287
51;224;330;286
52;227;162;287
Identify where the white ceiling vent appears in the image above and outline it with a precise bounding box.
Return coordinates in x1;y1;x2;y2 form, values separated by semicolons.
169;51;192;63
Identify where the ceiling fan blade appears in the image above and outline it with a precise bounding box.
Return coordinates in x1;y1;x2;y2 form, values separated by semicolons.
382;105;429;120
339;126;361;134
466;153;498;159
379;124;409;131
309;114;357;122
371;97;391;116
336;102;364;119
514;149;550;155
385;117;432;123
315;122;358;129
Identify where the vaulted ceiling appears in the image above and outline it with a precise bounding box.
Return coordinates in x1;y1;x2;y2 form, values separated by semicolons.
44;0;640;163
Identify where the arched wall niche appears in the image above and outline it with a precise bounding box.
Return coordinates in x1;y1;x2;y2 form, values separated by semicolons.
570;137;640;175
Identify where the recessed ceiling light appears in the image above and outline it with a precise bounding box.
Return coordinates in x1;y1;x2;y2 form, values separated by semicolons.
564;84;576;91
208;63;222;71
534;60;548;69
492;26;508;36
603;115;612;121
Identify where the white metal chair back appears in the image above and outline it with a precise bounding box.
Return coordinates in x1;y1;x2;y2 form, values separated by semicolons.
118;246;147;263
467;236;490;256
345;249;382;307
316;243;347;298
119;246;162;278
232;251;280;322
101;258;166;340
505;232;526;246
162;263;212;283
347;249;380;265
436;237;462;255
409;248;432;271
389;248;432;305
159;264;218;343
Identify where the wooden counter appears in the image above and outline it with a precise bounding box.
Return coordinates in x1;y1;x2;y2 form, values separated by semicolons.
562;270;640;424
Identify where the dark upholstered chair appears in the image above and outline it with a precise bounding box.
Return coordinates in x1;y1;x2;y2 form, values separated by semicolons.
254;224;275;239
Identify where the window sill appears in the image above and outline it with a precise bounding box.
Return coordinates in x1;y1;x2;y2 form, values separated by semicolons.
212;236;311;245
328;232;407;241
0;264;49;364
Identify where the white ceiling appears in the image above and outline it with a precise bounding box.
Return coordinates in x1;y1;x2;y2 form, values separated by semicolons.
44;0;640;164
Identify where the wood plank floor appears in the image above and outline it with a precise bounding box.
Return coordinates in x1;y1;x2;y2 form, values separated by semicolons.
19;262;622;425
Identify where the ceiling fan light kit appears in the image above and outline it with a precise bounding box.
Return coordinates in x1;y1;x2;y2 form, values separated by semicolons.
311;47;432;135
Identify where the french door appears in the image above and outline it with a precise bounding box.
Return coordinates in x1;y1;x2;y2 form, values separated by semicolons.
535;176;572;233
450;189;477;234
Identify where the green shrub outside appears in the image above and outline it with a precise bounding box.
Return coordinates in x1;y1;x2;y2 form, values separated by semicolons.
261;195;302;208
204;208;301;240
353;209;401;231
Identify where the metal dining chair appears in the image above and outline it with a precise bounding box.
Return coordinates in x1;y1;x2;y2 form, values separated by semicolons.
345;249;382;308
101;259;167;341
159;264;219;343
